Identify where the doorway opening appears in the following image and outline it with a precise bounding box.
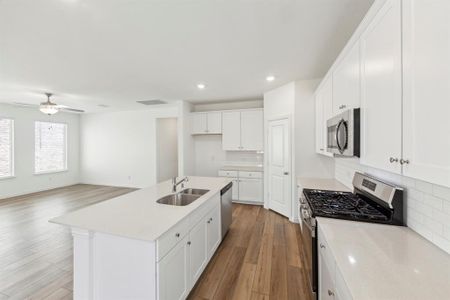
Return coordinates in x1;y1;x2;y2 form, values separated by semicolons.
156;117;178;183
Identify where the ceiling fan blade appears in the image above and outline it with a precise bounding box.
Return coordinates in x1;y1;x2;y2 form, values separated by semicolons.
60;107;85;113
12;102;38;107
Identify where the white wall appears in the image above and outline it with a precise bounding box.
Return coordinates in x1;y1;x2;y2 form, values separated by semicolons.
335;158;450;255
295;80;335;178
80;105;180;188
156;118;178;182
264;81;335;221
0;103;80;199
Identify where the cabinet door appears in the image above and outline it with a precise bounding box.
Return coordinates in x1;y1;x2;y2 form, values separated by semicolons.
241;110;263;151
333;40;361;115
189;218;208;286
207;112;222;134
402;0;450;188
315;91;325;154
238;178;263;204
360;0;402;174
222;112;241;150
319;251;336;300
206;206;221;258
232;178;239;201
191;113;207;134
158;236;190;300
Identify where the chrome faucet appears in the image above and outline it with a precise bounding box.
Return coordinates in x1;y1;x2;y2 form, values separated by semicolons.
172;176;189;192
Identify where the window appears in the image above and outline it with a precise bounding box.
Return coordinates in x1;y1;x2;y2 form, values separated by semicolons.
0;118;14;178
35;121;67;174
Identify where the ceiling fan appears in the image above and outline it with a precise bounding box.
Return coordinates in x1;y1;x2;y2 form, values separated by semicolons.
13;93;85;115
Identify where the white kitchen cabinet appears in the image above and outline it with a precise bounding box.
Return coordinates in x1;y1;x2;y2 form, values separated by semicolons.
222;109;263;151
315;77;334;157
158;235;190;300
218;170;263;204
332;40;361;115
319;251;336;300
401;0;450;188
206;205;221;258
238;178;263;204
241;110;264;151
222;112;241;150
189;218;208;286
191;112;222;135
207;112;222;134
360;0;402;174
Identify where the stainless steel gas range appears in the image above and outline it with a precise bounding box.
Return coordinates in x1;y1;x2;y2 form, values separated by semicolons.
299;172;404;299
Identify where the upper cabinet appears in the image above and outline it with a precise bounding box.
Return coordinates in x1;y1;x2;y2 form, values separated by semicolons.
315;76;334;157
360;0;402;174
332;40;361;115
401;0;450;187
222;109;263;151
191;112;222;135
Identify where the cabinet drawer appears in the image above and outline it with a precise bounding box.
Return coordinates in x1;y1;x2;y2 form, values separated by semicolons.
238;171;262;179
157;216;191;261
189;193;219;227
218;170;238;177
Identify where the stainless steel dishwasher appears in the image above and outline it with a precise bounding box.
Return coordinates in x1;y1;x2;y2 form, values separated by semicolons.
220;182;233;238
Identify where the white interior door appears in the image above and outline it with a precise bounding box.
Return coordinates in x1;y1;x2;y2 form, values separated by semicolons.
267;118;291;217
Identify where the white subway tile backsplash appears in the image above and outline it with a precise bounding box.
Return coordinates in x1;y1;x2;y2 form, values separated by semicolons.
335;158;450;255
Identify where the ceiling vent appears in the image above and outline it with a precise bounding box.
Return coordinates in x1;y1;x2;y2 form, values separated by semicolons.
137;100;167;105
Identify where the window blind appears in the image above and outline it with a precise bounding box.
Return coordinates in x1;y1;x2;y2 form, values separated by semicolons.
35;121;67;173
0;118;13;178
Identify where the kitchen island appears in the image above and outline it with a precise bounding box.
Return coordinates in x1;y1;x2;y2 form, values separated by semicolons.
51;176;232;300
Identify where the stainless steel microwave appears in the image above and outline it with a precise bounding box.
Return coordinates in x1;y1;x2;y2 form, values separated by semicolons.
326;108;360;157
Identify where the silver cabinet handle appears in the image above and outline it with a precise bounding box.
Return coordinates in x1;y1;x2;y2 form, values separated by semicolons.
389;157;399;163
320;243;325;249
400;159;410;165
339;105;346;109
328;289;334;296
175;233;180;238
284;172;289;175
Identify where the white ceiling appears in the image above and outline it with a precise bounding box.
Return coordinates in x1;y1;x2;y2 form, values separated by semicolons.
0;0;374;113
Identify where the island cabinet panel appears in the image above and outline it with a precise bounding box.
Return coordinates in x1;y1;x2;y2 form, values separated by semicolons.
158;235;190;300
206;204;221;258
189;218;208;286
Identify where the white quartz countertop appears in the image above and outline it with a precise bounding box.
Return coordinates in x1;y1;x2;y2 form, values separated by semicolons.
317;217;450;300
297;177;350;192
50;176;231;242
220;165;263;172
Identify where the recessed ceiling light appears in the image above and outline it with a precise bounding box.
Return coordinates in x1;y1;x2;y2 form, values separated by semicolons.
266;75;275;82
197;83;206;90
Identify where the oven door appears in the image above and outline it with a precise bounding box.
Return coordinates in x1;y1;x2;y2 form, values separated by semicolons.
300;203;317;298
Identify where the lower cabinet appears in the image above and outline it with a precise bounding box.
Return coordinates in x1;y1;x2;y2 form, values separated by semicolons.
158;235;190;300
158;203;221;300
218;170;263;204
318;225;352;300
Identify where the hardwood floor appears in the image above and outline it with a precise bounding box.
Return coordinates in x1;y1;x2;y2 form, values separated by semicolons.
188;204;312;300
0;186;311;300
0;184;135;299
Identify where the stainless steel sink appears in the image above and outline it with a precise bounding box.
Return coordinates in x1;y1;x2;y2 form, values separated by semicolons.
157;193;201;206
180;188;209;196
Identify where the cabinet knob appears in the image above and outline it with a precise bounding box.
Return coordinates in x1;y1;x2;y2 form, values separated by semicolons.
175;233;180;238
207;220;211;224
320;148;324;151
339;105;347;110
210;218;213;221
187;241;191;245
320;243;326;249
389;157;399;163
400;159;410;165
328;289;334;296
284;172;289;175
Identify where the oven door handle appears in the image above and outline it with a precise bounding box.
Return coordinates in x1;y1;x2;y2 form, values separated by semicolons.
301;210;315;236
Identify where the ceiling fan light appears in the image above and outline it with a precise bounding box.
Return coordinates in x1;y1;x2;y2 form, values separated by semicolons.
39;104;59;115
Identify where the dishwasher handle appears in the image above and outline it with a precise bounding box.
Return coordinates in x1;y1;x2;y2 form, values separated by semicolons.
221;182;233;195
